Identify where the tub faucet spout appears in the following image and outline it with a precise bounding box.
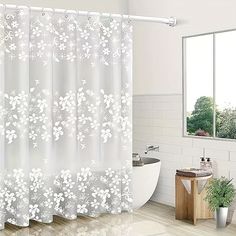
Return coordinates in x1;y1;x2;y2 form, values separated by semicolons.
145;145;159;154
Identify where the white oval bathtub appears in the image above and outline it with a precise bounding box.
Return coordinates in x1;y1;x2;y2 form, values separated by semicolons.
132;157;161;209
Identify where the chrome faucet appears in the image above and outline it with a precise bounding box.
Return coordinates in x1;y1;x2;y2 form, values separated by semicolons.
144;145;159;154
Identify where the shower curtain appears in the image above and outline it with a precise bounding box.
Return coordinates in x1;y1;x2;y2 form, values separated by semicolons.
0;5;132;229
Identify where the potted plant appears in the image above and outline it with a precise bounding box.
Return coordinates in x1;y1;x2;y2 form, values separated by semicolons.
205;177;236;228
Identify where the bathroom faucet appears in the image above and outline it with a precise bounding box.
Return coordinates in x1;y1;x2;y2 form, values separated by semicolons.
145;145;159;154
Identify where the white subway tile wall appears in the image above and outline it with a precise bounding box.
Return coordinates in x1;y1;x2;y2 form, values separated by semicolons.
133;94;236;223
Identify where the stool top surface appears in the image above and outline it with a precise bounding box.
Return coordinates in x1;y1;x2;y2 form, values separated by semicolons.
176;174;212;181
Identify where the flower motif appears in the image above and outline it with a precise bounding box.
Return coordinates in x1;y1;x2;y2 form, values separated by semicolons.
78;114;87;125
111;186;120;195
66;52;76;62
9;43;16;51
11;21;19;28
37;40;47;50
102;27;112;37
77;91;86;105
104;94;114;108
41;132;51;141
5;192;16;205
82;42;92;52
44;199;53;208
38;114;48;123
15;29;24;38
29;130;37;140
80;30;89;39
8;95;20;110
110;20;119;30
78;183;87;192
59;43;66;50
68;24;75;31
54;193;64;204
59;32;69;42
88;104;97;113
19;52;27;61
32;26;41;37
29;204;40;218
77;132;85;142
29;113;38;124
103;48;110;55
77;204;88;214
91;199;99;209
53;126;63;141
90;120;100;130
37;99;48;112
105;168;115;177
64;189;75;199
6;130;17;144
101;129;112;143
100;36;108;47
44;188;53;198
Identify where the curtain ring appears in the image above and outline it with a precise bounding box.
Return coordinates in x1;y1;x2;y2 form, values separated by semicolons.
128;15;131;23
121;14;124;22
42;7;45;16
87;11;91;20
65;9;68;18
16;4;19;14
109;13;113;22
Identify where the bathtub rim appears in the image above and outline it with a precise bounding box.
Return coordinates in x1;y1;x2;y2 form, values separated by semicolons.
133;157;160;166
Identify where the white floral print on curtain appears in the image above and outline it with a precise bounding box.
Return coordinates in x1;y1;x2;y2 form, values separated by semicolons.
0;5;132;229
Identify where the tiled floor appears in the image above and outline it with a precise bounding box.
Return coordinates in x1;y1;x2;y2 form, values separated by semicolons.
1;201;236;236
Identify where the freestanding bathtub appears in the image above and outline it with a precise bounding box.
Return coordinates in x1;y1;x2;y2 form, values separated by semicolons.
132;157;161;209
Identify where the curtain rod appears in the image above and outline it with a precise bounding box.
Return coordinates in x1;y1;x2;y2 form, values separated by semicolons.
0;4;177;27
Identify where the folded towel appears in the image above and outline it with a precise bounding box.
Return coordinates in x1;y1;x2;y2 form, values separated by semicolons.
176;168;212;177
133;159;144;167
132;153;141;161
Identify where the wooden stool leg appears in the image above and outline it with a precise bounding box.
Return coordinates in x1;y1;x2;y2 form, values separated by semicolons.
192;180;197;225
175;175;188;220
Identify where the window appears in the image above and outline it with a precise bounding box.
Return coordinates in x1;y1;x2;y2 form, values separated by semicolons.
183;30;236;140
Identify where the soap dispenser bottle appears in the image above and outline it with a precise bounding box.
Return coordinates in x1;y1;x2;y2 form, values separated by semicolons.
205;157;213;173
200;157;206;170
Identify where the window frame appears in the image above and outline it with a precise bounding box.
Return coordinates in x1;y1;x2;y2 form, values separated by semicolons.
182;28;236;142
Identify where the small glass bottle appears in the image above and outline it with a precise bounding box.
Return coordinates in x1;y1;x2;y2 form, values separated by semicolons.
200;157;206;170
205;157;213;173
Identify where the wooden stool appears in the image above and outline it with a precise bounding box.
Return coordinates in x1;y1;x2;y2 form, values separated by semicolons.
175;175;213;225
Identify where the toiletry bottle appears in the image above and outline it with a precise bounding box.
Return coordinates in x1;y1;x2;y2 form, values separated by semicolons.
206;157;213;173
200;157;206;170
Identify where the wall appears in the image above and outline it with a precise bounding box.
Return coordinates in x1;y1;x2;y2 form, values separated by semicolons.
130;0;236;223
133;94;236;222
129;0;236;95
0;0;128;14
